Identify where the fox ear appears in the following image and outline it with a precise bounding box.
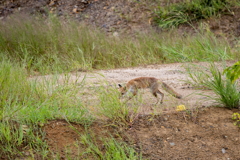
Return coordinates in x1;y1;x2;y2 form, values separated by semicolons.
118;84;122;88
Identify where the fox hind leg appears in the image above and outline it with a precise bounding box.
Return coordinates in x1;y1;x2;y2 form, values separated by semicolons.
152;90;164;104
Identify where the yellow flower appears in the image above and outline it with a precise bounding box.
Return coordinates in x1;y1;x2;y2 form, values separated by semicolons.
176;105;186;111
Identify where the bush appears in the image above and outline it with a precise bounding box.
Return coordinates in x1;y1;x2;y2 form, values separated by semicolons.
224;61;240;83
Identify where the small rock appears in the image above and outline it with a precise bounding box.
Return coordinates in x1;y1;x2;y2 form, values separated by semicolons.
73;8;78;13
163;117;168;121
49;1;56;7
223;135;228;139
222;148;226;154
170;142;175;146
81;0;88;3
113;32;119;37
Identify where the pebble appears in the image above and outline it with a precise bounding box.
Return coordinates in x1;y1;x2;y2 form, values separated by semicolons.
170;142;175;146
222;148;226;154
113;32;119;37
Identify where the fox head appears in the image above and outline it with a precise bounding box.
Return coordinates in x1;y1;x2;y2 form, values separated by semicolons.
118;84;127;97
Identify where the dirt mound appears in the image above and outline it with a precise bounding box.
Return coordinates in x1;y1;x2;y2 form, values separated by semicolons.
43;120;85;159
42;107;240;159
0;0;152;35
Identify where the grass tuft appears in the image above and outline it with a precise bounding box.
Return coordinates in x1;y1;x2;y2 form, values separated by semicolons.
80;133;141;160
97;86;130;124
186;63;240;109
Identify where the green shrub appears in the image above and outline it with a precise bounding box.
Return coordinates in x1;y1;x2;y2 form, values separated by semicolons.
224;61;240;83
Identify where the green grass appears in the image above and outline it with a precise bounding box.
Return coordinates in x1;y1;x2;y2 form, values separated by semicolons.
98;86;128;121
80;133;141;160
0;61;93;158
0;121;49;159
203;64;240;109
185;63;240;109
155;0;240;28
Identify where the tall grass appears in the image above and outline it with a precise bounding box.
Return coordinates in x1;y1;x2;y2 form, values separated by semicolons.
96;84;142;127
185;63;240;109
0;121;49;159
97;86;130;124
0;14;238;75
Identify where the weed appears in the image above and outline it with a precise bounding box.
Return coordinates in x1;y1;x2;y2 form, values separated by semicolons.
96;83;142;127
80;133;141;160
0;121;49;159
103;138;141;160
203;64;239;109
97;85;130;124
224;61;240;83
232;112;240;127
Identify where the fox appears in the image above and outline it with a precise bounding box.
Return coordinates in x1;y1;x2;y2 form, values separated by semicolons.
118;77;182;104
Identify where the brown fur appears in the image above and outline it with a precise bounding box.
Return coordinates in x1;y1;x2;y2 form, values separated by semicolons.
118;77;182;104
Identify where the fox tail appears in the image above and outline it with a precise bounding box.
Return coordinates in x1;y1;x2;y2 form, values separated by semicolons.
161;82;182;99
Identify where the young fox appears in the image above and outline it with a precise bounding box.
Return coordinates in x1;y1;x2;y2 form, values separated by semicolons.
118;77;182;104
